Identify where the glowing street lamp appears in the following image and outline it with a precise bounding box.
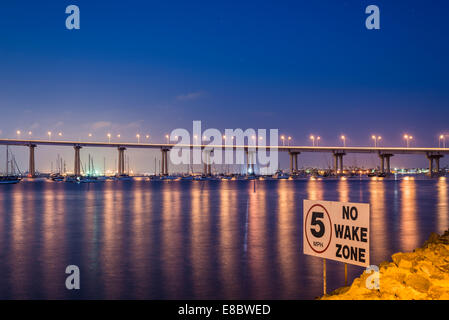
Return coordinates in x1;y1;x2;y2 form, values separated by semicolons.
28;131;32;136
16;130;21;139
165;134;169;144
146;134;150;140
136;134;140;143
117;134;121;139
288;136;292;146
372;135;382;147
341;135;346;147
403;134;413;148
439;135;446;148
58;132;62;138
88;133;92;138
310;135;315;147
48;131;52;141
317;136;321;146
280;135;285;146
107;133;111;143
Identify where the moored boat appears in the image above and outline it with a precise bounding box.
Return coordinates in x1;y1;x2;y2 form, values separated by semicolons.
0;176;21;184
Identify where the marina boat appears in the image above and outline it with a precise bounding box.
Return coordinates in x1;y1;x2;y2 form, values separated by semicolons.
49;173;65;182
64;175;81;183
81;176;99;183
160;175;180;181
115;174;133;181
0;176;21;184
273;171;289;179
1;146;22;184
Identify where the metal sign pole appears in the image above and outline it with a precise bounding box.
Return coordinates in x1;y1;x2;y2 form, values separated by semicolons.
323;258;327;295
344;263;348;286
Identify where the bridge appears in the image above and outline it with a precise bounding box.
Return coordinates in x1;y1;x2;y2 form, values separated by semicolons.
0;139;448;177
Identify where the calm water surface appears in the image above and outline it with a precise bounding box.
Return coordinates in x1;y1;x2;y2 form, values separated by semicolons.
0;178;447;299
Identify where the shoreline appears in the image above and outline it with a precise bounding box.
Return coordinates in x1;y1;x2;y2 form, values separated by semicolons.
321;230;449;300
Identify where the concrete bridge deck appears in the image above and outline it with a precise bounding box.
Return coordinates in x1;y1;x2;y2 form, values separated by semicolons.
0;139;447;177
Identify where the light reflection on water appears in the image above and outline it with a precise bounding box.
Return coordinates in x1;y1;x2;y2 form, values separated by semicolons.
0;179;447;299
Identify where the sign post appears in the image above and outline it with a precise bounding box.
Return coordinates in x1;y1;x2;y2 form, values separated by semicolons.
303;200;370;294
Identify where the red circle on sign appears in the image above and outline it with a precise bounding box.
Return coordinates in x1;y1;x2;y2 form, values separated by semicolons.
305;204;332;254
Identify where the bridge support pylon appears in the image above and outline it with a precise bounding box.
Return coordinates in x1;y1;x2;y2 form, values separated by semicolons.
74;145;82;177
202;149;212;176
245;149;255;175
28;144;36;177
289;151;300;175
333;151;346;175
378;153;394;175
427;153;444;177
117;147;126;175
161;148;169;176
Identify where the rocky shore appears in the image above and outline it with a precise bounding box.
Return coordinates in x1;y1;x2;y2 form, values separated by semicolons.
321;230;449;300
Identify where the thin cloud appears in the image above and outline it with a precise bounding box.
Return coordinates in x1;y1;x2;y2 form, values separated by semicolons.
176;91;205;101
91;121;112;130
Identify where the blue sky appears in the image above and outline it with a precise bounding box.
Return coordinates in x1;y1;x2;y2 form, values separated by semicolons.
0;1;448;171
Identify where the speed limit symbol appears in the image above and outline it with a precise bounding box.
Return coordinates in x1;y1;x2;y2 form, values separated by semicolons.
304;204;332;254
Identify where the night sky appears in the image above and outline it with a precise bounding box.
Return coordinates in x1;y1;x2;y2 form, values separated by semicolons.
0;1;448;171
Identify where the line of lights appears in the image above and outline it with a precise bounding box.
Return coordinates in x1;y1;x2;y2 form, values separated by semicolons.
8;130;449;148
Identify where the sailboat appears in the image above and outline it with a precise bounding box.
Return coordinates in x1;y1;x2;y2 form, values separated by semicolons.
0;146;22;184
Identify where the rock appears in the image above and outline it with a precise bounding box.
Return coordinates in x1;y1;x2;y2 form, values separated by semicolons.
321;229;449;300
404;274;431;293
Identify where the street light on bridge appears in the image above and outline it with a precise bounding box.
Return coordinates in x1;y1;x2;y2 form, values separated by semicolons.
28;131;32;137
372;135;382;147
48;131;52;141
280;135;285;146
439;135;446;148
404;134;413;148
136;134;140;143
310;135;315;146
165;134;169;144
107;133;111;143
341;135;346;147
288;136;292;146
16;130;21;139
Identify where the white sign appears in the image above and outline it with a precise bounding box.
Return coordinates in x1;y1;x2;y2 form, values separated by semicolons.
303;200;370;267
